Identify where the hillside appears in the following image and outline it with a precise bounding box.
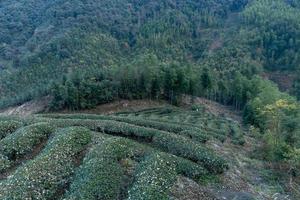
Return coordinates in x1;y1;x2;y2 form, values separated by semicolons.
1;0;300;108
0;103;298;199
0;0;300;199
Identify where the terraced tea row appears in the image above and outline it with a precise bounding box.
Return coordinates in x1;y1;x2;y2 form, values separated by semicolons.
0;123;54;172
115;106;245;145
0;127;91;199
39;110;245;145
35;117;228;173
0;108;243;199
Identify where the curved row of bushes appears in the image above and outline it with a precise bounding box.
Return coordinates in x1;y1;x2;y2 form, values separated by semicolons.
64;137;147;200
128;152;177;200
0;122;55;172
153;133;228;174
64;134;211;200
37;114;210;143
35;118;228;174
0;127;92;199
38;113;245;144
0;120;23;140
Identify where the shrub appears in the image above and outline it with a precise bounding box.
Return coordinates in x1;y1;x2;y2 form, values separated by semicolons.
127;152;177;200
64;137;147;200
37;114;210;142
179;130;209;143
37;117;228;173
0;120;23;140
0;127;92;199
230;124;245;145
174;156;209;180
0;122;55;160
0;154;11;172
153;132;228;174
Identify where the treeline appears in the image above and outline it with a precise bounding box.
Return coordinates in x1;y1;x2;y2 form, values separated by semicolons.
49;52;257;110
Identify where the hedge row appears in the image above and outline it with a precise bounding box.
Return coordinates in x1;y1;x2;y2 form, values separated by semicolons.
127;152;177;200
40;113;240;144
37;114;210;143
0;127;92;199
64;137;147;200
0;122;54;159
36;118;228;174
0;120;23;140
38;114;191;133
153;133;228;174
0;122;55;172
174;156;209;180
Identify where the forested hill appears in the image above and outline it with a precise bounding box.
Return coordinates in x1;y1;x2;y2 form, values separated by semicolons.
0;0;299;109
1;0;300;198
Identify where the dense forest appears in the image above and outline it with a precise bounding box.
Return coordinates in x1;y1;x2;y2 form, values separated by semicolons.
0;0;300;179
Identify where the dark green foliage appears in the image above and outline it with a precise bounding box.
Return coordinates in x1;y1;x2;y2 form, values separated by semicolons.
0;126;92;199
175;157;209;180
242;0;300;70
0;1;299;196
50;76;116;110
0;0;299;113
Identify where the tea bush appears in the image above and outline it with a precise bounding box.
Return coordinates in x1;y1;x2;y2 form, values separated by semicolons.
0;126;92;199
153;133;228;174
38;114;210;142
64;137;147;200
127;152;177;200
0;122;54;160
0;154;11;172
0;120;23;140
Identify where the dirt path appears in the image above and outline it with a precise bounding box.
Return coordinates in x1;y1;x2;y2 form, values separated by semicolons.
0;96;50;117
